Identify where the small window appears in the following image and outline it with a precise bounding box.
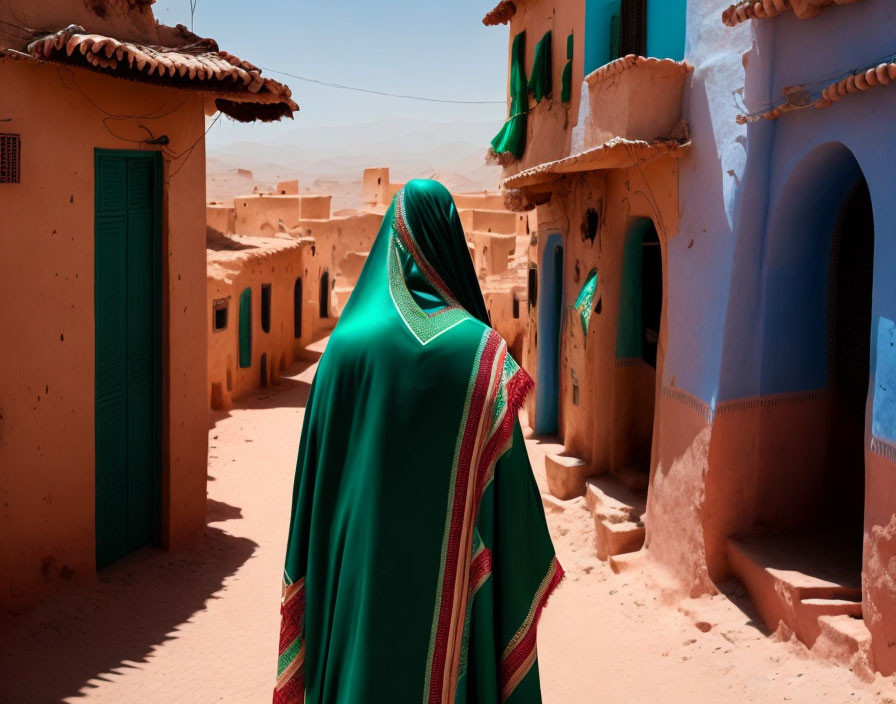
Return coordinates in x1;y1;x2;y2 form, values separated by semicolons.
261;283;272;333
513;296;520;319
213;297;229;331
583;208;599;244
0;134;21;183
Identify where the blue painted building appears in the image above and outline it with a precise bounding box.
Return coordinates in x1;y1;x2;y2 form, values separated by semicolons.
487;0;896;676
667;0;896;674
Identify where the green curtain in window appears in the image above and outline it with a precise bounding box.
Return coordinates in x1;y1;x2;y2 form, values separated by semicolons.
561;32;574;103
239;287;252;368
527;30;552;103
574;269;598;335
490;31;528;161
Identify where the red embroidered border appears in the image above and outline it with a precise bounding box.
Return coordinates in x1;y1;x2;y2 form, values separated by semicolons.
427;331;502;704
274;581;306;704
476;365;534;500
273;670;305;704
469;546;493;595
278;587;305;653
498;558;565;700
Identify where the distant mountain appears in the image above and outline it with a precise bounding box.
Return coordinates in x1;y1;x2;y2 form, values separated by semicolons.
207;118;504;209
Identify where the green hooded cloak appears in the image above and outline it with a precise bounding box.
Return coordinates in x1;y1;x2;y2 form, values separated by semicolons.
275;180;562;704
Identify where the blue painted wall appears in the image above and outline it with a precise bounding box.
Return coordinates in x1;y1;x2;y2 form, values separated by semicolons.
584;0;620;74
585;0;686;74
676;0;896;446
647;0;687;60
536;234;565;434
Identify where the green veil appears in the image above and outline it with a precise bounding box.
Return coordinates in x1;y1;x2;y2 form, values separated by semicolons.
275;180;562;704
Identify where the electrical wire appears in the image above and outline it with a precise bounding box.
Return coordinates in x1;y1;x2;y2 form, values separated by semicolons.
259;66;506;105
739;48;896;122
166;112;221;181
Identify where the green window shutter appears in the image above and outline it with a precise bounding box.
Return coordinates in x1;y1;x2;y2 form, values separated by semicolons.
527;30;553;103
490;31;529;160
561;32;574;103
239;287;252;368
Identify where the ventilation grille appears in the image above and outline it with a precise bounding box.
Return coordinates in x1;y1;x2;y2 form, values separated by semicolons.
0;134;21;183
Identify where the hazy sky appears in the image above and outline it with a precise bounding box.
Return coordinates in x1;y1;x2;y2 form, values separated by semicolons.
151;0;510;146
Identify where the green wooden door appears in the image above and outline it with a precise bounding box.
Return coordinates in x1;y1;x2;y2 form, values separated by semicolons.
239;287;252;368
95;150;161;568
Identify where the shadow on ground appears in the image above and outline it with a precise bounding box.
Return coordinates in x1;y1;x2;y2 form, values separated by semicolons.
209;356;318;431
0;509;256;703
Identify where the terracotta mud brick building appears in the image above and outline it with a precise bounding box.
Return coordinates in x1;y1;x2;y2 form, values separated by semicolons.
0;0;295;613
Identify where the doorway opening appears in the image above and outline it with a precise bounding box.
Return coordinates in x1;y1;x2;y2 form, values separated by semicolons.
592;219;663;561
294;277;303;338
261;283;272;333
320;270;330;319
616;0;647;59
728;149;873;650
238;287;252;368
94;150;162;568
535;234;564;434
826;178;873;551
614;218;662;482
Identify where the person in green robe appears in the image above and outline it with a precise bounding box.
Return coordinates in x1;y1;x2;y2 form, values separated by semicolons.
275;179;563;704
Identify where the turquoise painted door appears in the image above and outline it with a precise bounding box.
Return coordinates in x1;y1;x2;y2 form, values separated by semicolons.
95;150;161;568
239;287;252;367
535;235;564;434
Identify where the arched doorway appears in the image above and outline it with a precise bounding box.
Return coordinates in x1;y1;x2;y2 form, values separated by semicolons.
614;218;663;481
535;234;564;434
826;177;873;551
293;277;303;338
729;143;873;645
319;270;330;319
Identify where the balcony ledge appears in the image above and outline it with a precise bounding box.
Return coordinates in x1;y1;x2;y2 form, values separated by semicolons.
584;55;691;89
500;135;691;190
574;55;690;156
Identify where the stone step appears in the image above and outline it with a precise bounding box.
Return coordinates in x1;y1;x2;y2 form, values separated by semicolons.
800;597;863;619
727;533;863;655
544;453;590;500
585;475;647;561
813;615;874;680
608;550;647;574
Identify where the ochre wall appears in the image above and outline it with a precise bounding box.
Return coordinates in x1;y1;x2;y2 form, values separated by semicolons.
526;158;679;469
0;59;208;613
234;195;301;235
206;237;332;411
504;0;585;174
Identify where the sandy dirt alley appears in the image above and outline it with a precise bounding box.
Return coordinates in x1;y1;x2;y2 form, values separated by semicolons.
2;352;896;703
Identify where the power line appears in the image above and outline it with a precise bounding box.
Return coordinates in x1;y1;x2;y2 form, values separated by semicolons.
259;66;506;105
